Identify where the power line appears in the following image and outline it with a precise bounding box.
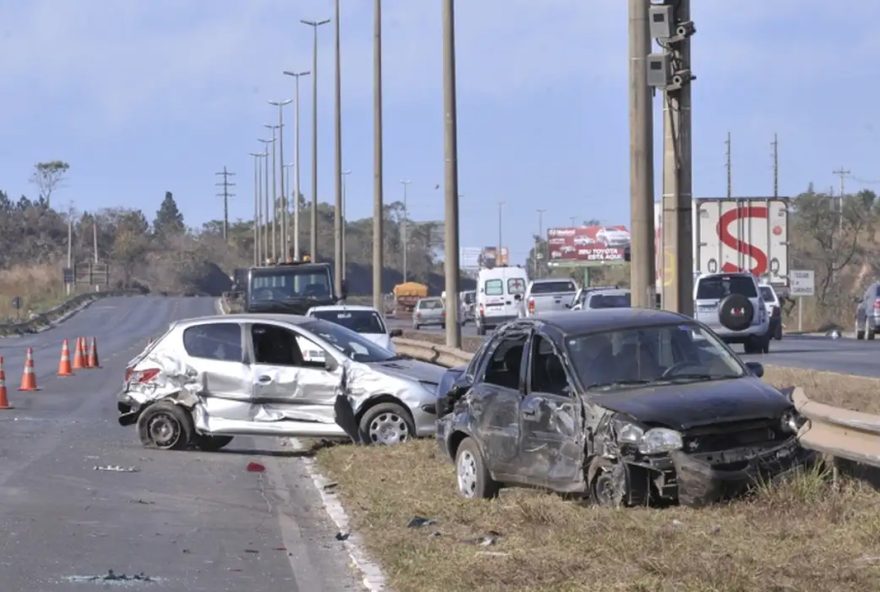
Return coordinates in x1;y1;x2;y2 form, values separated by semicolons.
215;166;236;241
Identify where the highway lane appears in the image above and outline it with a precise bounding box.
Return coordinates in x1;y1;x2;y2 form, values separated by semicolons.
389;315;880;378
0;296;361;591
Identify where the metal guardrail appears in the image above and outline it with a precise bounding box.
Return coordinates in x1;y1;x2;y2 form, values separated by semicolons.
794;388;880;468
0;289;139;336
392;337;472;368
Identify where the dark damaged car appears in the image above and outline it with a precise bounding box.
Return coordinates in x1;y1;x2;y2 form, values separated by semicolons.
436;310;814;507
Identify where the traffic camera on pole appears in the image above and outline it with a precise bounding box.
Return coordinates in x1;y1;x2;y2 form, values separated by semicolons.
646;1;696;91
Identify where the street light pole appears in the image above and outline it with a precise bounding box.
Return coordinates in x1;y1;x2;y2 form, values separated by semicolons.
442;0;461;347
269;99;292;258
400;179;411;282
498;201;505;265
536;208;547;278
333;0;344;296
263;125;280;261
342;169;351;279
249;152;263;266
283;70;311;260
258;138;272;262
372;0;384;311
301;18;330;260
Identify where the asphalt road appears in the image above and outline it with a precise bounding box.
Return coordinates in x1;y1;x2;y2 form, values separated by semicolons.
0;296;361;592
388;314;880;378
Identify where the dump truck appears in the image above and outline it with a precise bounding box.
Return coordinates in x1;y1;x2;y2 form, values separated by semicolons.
393;282;428;312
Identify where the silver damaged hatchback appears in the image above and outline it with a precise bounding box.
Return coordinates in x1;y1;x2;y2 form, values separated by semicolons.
117;314;444;450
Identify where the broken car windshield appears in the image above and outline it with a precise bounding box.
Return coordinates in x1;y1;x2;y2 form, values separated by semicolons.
567;323;744;392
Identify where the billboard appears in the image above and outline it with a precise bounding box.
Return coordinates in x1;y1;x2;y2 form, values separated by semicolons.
479;246;509;268
547;225;630;263
460;247;482;270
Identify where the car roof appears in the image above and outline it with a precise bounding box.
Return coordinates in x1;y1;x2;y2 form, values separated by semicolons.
529;308;689;336
697;272;755;280
307;304;379;313
170;313;313;329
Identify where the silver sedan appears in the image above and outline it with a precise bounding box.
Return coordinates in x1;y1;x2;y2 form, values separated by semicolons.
117;314;444;450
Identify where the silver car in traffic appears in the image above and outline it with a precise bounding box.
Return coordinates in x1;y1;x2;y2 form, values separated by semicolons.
117;314;444;449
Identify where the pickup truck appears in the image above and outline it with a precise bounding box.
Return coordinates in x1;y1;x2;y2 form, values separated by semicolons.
523;278;578;317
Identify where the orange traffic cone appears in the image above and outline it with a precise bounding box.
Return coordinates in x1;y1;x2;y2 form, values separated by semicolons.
0;356;12;409
58;339;74;376
18;348;39;391
87;337;100;369
72;337;86;370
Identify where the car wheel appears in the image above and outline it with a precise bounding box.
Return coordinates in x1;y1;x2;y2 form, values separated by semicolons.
476;323;486;336
137;402;193;450
413;324;420;330
775;323;783;341
193;434;233;452
441;323;446;330
761;336;770;354
455;437;499;499
869;326;876;341
359;402;415;446
856;320;865;340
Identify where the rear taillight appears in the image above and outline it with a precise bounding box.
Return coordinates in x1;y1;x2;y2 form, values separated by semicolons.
873;298;880;311
128;368;160;384
528;298;535;314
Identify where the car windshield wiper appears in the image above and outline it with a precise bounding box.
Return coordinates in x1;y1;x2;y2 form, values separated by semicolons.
586;379;653;391
663;373;741;383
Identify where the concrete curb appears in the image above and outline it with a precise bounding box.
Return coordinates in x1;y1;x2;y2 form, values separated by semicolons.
289;438;387;592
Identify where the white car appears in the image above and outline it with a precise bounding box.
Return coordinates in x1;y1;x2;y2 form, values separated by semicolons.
306;305;401;352
475;266;528;336
694;272;770;354
572;288;631;311
596;227;630;247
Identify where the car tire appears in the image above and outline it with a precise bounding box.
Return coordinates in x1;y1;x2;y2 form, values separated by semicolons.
137;402;194;450
477;323;486;336
775;323;783;341
869;326;876;341
743;338;757;355
359;402;415;446
413;324;420;331
441;323;446;330
193;434;233;452
718;294;754;332
454;437;499;499
761;335;771;354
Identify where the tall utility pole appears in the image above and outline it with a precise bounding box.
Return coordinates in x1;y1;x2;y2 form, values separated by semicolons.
498;201;505;265
725;131;732;198
66;211;73;296
264;124;280;261
258;138;272;262
833;167;850;231
772;133;779;197
249;152;263;265
283;70;310;260
628;0;655;309
442;0;461;347
215;166;236;241
535;208;547;278
341;169;351;279
333;0;344;296
400;179;411;282
372;0;384;311
269;99;292;256
301;18;330;260
657;0;695;316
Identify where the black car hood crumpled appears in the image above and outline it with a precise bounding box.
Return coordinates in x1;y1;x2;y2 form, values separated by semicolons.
590;377;791;431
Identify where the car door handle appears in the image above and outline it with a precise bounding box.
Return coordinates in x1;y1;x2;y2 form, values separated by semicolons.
257;375;273;384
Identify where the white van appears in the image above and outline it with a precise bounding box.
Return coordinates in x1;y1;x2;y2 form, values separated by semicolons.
475;266;528;335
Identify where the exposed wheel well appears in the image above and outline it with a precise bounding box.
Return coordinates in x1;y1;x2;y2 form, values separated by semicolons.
448;430;469;460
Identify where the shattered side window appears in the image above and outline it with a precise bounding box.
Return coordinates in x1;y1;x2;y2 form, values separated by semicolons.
530;335;570;396
183;323;242;362
482;332;527;390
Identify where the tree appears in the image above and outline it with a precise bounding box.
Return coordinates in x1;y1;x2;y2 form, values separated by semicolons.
154;191;185;237
29;161;70;207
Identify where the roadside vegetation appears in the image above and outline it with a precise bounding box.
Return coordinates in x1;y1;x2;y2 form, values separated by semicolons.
765;365;880;414
317;440;880;592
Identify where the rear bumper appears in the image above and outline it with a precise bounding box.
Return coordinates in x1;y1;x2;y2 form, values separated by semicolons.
116;391;142;426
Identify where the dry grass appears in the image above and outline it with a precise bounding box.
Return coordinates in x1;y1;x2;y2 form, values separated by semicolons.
765;365;880;414
0;263;69;321
317;440;880;592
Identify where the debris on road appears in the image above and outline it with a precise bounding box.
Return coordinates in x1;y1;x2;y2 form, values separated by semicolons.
93;465;139;473
407;516;436;528
465;531;502;547
335;531;350;541
246;462;266;473
64;570;157;585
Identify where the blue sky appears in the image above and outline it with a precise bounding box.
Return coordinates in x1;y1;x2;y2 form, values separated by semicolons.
1;1;878;264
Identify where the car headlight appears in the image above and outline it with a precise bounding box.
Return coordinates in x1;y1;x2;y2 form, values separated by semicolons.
638;428;684;454
617;422;644;444
780;410;801;434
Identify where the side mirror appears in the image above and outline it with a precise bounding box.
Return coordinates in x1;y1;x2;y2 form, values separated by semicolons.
389;329;403;338
325;357;339;372
745;362;764;378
